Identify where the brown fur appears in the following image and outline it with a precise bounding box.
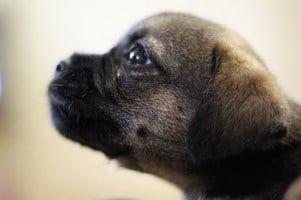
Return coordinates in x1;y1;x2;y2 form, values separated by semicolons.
48;12;301;200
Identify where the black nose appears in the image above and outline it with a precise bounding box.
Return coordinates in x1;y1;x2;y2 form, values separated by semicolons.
55;61;66;76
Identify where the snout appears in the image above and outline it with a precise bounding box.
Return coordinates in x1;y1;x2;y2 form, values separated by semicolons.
48;54;98;107
55;61;67;78
48;53;127;158
54;54;97;78
48;52;121;112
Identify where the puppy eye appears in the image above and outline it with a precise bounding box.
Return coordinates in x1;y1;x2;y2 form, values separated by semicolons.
127;44;148;66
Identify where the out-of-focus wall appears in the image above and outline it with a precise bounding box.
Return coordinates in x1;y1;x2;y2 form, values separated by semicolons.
0;0;300;200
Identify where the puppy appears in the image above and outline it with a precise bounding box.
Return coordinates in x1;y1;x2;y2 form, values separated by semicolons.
48;12;301;200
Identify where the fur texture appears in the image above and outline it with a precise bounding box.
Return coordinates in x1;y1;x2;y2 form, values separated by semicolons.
48;13;301;200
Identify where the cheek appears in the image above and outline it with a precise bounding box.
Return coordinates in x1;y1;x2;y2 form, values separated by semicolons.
121;90;195;154
129;90;194;138
147;92;193;140
115;88;198;176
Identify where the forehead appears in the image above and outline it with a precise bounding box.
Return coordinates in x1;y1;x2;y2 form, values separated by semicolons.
121;13;219;75
126;13;220;43
133;13;220;33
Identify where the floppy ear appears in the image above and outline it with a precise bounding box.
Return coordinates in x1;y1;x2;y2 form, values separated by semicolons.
187;40;291;161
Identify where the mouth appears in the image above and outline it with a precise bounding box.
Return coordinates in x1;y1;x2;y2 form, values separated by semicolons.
48;83;128;158
48;82;95;107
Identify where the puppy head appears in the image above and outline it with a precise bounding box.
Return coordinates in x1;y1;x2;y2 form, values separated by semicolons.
48;12;292;181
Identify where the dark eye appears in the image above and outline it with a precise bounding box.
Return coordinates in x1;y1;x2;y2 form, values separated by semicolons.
127;44;148;65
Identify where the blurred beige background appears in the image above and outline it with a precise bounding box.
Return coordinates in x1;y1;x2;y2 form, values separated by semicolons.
0;0;300;200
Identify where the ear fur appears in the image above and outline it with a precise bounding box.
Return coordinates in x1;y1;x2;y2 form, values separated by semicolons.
187;40;291;161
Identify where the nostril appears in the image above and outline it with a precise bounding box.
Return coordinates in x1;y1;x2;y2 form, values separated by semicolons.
55;61;68;78
56;62;65;73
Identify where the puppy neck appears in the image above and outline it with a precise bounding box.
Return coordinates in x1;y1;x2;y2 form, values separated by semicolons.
182;144;301;200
